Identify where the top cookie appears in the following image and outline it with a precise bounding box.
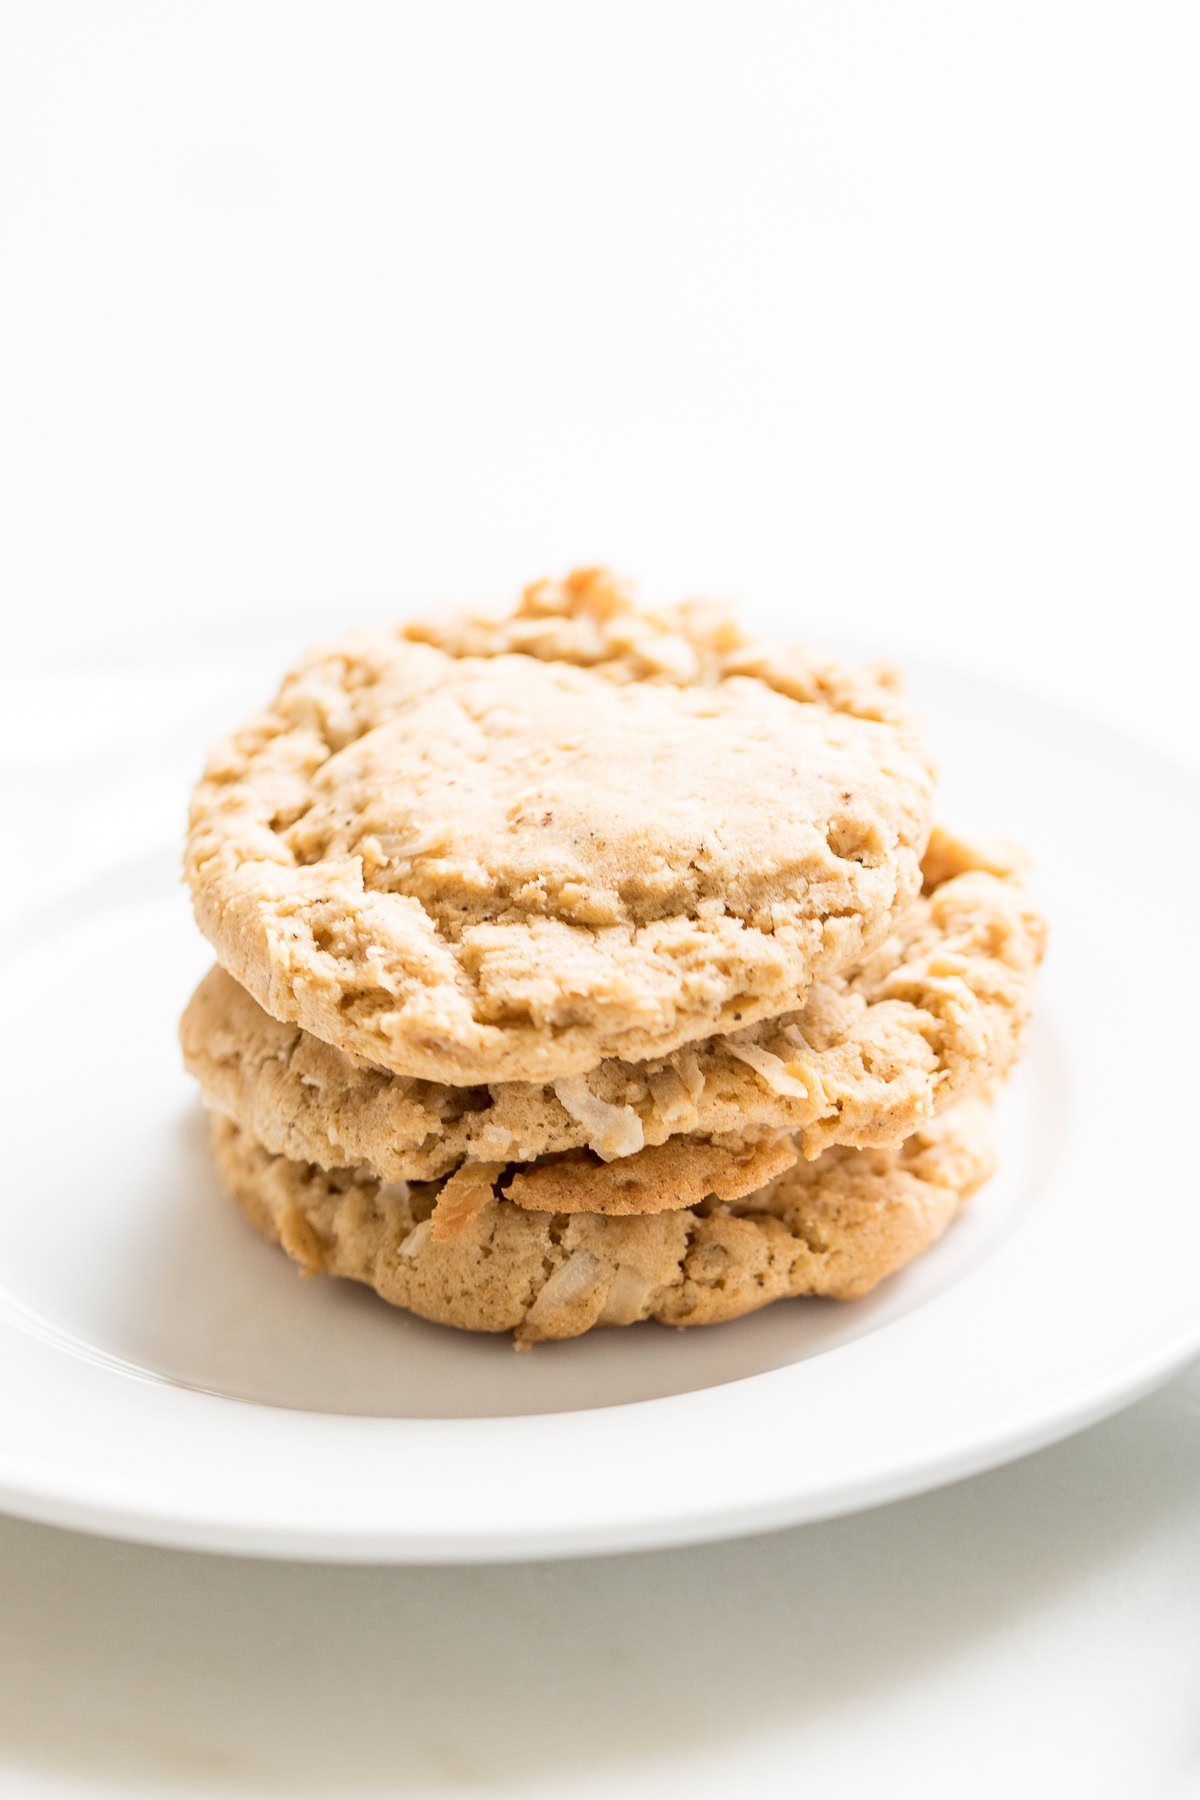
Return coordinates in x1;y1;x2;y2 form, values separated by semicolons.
185;569;935;1084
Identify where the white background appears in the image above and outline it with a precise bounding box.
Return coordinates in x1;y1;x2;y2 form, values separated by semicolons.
1;4;1198;1796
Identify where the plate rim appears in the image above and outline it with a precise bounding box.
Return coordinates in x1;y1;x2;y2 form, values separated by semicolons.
0;1324;1197;1563
2;659;1199;1562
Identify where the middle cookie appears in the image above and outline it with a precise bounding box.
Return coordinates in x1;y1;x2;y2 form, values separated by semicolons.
182;827;1045;1180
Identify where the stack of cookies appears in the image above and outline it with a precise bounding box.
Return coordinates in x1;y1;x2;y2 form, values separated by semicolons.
181;569;1045;1344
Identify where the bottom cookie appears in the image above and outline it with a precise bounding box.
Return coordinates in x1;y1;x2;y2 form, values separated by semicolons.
208;1098;995;1344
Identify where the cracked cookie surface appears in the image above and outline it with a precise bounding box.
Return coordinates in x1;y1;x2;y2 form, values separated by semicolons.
209;1096;994;1344
185;569;934;1084
183;827;1042;1177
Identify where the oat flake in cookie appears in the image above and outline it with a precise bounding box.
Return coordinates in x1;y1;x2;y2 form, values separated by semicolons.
185;569;935;1085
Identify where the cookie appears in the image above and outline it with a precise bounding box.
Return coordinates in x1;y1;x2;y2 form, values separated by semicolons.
185;568;934;1085
417;1134;800;1243
208;1096;995;1343
500;1132;798;1220
182;827;1043;1178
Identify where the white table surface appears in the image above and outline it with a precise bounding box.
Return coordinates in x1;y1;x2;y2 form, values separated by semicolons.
0;1365;1197;1800
2;5;1198;1794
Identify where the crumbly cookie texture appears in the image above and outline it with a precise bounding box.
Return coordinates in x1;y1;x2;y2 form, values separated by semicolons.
209;1098;994;1344
182;827;1043;1177
185;568;934;1085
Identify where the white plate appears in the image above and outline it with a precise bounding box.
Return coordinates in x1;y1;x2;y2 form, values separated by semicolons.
1;652;1197;1563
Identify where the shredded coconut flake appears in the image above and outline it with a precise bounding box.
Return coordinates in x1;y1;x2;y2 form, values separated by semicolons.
724;1039;809;1098
379;822;448;858
553;1078;645;1160
430;1161;504;1241
397;1219;431;1259
675;1050;705;1101
598;1263;656;1325
647;1067;696;1130
525;1250;605;1327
